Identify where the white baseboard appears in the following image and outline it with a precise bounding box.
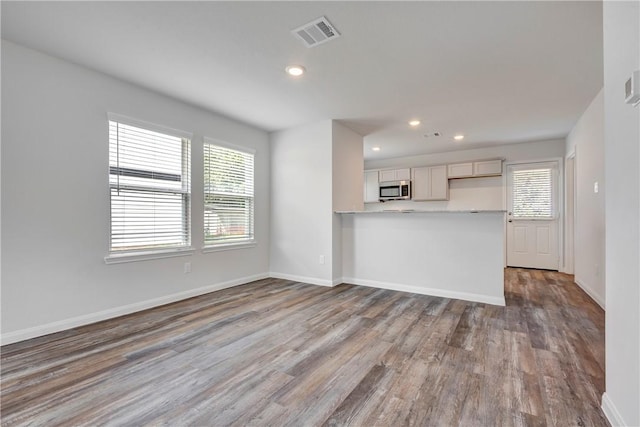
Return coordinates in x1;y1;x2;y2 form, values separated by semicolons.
0;273;269;346
269;274;505;306
601;392;627;427
269;272;336;288
574;277;605;309
341;277;506;306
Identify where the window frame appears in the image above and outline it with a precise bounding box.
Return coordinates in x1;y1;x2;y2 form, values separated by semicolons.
105;113;194;264
202;137;256;251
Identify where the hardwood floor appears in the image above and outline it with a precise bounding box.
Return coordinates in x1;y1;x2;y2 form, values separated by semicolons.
1;268;607;426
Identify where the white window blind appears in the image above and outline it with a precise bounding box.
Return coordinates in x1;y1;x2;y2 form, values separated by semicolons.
204;141;254;246
109;118;191;252
511;168;554;219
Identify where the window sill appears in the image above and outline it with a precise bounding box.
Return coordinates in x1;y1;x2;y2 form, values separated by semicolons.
202;241;257;253
105;247;196;264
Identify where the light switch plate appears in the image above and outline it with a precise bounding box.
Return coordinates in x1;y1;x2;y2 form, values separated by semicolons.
625;70;640;106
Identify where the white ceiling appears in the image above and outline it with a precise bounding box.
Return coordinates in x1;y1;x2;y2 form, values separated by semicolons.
1;1;603;160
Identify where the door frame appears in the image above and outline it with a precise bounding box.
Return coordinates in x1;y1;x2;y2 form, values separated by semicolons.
503;157;564;270
563;152;576;274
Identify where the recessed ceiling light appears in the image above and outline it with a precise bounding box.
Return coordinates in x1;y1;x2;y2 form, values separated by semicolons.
285;65;305;77
409;120;421;127
454;134;465;140
372;146;381;151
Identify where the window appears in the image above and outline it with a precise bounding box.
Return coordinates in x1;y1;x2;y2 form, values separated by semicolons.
108;115;191;253
511;167;555;219
203;139;254;247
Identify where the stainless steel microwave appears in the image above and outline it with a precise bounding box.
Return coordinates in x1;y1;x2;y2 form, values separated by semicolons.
379;180;411;201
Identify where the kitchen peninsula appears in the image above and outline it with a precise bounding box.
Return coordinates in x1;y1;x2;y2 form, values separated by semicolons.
336;209;506;306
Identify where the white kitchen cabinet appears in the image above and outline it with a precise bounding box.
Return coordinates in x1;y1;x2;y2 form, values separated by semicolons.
395;168;411;181
379;170;395;182
364;170;380;203
473;159;502;176
379;168;410;182
447;162;474;178
448;160;502;178
412;165;449;201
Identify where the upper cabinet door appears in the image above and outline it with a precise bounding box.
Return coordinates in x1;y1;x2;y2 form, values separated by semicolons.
447;162;474;178
379;168;410;182
412;165;449;201
395;168;411;181
412;167;431;200
473;159;503;176
379;169;397;182
428;165;449;200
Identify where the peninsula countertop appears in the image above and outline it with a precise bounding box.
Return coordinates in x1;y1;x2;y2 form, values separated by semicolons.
335;209;507;214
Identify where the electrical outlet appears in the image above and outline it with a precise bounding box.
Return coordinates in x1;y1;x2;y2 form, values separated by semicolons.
319;255;325;265
184;262;191;274
593;181;599;193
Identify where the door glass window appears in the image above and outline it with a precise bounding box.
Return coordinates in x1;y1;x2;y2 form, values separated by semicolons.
511;167;554;219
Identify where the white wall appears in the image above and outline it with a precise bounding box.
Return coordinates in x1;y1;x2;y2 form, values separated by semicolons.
1;41;271;343
331;122;364;281
342;212;505;305
270;120;364;286
602;1;640;426
565;89;605;307
364;139;565;212
269;120;334;285
332;122;364;213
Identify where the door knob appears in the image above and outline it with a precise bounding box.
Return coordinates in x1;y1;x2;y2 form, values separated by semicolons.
508;219;513;223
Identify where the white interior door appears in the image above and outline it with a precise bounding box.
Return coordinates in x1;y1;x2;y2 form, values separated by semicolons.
506;161;560;270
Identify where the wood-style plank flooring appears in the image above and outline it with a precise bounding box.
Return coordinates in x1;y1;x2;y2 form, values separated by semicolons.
1;268;607;426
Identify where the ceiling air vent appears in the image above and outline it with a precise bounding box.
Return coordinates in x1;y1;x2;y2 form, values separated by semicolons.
291;16;341;48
